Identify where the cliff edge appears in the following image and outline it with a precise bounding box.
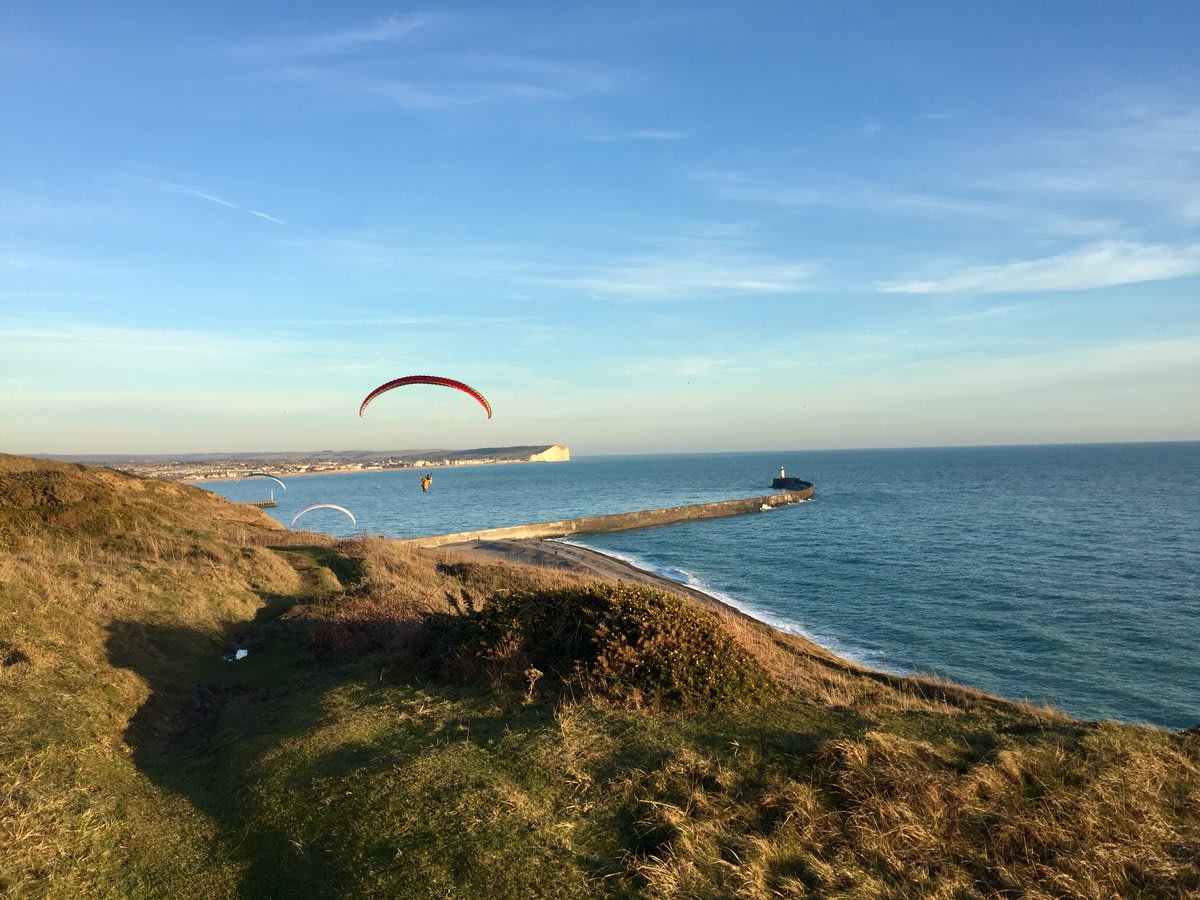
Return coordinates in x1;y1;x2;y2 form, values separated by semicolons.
529;444;570;462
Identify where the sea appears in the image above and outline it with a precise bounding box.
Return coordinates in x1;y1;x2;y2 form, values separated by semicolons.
199;443;1200;731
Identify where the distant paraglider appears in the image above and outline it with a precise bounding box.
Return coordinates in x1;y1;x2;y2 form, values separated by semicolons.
243;472;286;490
291;504;357;527
358;375;492;419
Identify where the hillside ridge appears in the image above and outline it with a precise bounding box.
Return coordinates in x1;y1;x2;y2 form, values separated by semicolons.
2;453;1198;898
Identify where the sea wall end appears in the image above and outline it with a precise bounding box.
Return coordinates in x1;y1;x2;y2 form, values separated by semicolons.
400;486;813;547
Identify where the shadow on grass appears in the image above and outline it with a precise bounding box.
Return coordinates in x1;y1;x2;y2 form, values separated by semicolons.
291;544;366;590
104;544;377;899
106;547;829;897
104;604;587;896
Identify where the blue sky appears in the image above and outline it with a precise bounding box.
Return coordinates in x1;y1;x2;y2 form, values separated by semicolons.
3;1;1198;454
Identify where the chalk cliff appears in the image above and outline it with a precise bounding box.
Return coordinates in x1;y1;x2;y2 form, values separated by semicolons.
529;444;570;462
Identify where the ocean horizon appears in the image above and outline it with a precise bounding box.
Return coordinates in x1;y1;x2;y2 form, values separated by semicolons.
200;441;1200;731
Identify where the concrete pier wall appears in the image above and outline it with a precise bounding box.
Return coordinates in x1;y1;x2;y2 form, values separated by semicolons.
400;484;813;548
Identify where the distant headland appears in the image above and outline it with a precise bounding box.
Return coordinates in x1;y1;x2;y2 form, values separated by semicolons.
55;444;570;482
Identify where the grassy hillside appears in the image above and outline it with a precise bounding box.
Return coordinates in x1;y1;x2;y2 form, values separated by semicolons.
2;454;1197;897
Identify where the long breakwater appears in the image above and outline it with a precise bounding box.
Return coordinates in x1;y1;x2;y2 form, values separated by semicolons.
399;485;813;548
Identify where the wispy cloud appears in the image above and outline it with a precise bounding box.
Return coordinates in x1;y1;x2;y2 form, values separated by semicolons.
699;168;1119;239
238;13;437;58
284;232;532;281
184;187;237;209
291;227;814;300
584;128;686;142
941;303;1028;323
878;241;1200;295
238;14;622;111
700;98;1200;240
968;100;1200;222
247;209;285;225
130;176;285;225
697;167;1014;222
283;66;565;109
459;54;620;94
278;56;620;111
540;254;815;299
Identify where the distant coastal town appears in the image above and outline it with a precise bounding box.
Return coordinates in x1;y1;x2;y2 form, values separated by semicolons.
61;444;570;482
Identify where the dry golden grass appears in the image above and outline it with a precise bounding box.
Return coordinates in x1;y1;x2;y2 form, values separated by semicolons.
556;714;1200;898
0;454;297;894
3;453;1198;898
297;537;608;663
279;537;1200;896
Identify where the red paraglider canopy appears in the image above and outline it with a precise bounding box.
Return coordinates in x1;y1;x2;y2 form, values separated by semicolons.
358;375;492;419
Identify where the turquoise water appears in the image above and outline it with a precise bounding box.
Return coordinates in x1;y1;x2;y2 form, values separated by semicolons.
201;443;1200;730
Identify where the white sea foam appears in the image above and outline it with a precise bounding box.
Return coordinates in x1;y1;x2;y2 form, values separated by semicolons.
551;538;899;673
762;498;810;509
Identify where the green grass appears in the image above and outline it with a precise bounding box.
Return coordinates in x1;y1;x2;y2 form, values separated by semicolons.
412;583;775;708
2;454;1199;898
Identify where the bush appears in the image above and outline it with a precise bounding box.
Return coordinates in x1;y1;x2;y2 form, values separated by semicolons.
415;584;775;710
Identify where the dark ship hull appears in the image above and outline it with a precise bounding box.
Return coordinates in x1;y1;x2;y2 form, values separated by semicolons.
771;476;812;490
